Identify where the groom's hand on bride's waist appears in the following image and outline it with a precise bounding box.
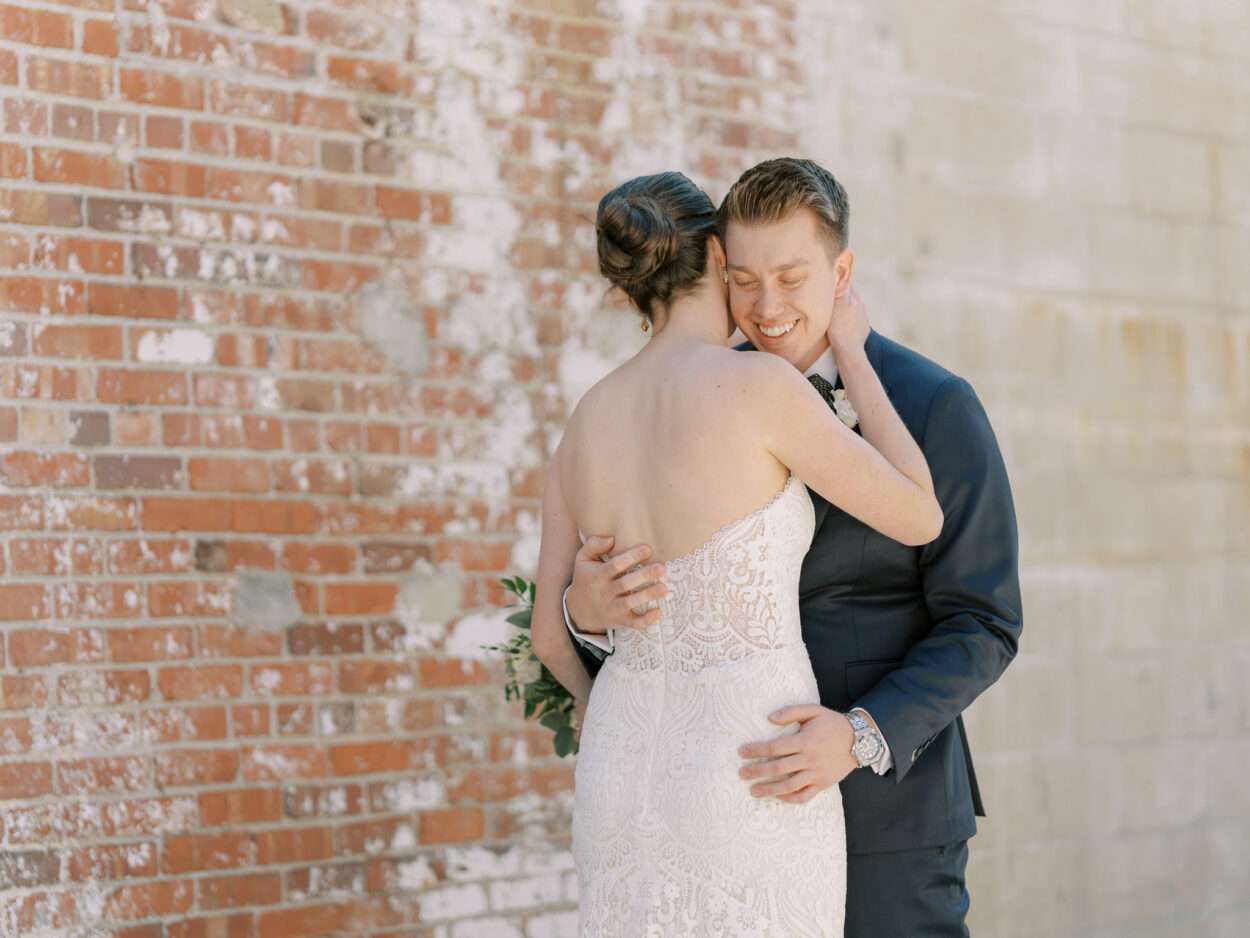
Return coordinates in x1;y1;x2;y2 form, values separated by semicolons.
737;705;860;804
567;536;669;634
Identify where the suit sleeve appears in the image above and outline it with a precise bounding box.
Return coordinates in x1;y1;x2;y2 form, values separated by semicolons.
852;376;1023;783
562;584;607;680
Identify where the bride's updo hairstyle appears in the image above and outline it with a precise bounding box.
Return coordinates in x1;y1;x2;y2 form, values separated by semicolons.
595;172;719;324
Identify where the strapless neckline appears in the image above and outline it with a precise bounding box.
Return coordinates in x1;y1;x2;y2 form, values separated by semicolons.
662;473;800;570
576;473;802;569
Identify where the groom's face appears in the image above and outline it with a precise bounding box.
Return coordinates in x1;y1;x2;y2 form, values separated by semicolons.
725;208;846;373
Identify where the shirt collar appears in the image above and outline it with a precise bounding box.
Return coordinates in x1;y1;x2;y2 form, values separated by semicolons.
802;346;838;385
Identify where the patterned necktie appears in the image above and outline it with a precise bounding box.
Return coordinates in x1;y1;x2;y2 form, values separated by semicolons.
807;373;837;409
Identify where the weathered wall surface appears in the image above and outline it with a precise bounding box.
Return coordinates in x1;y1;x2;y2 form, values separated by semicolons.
0;0;1245;935
799;3;1250;936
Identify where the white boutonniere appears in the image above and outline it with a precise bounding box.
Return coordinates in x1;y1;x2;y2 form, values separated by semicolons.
832;388;859;429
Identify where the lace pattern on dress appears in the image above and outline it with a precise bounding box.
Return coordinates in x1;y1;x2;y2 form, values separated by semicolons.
574;474;846;937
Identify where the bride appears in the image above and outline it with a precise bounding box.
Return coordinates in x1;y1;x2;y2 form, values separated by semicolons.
530;171;942;936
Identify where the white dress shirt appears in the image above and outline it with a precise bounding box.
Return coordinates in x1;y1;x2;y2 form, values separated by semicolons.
562;343;894;775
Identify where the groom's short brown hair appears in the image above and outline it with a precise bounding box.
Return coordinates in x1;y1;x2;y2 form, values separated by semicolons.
717;158;849;256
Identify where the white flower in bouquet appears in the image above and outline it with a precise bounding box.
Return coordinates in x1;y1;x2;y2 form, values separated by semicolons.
513;651;542;686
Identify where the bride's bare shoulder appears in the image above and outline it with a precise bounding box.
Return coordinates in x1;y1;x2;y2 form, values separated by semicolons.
710;348;803;395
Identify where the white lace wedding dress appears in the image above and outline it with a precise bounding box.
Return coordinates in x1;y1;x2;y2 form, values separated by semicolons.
573;473;845;937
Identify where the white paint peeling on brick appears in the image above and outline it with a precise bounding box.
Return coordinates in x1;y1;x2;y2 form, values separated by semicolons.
509;511;541;577
398;855;437;891
148;2;172;56
178;209;225;240
418;882;487;920
266;181;296;206
256;375;281;410
136;328;215;364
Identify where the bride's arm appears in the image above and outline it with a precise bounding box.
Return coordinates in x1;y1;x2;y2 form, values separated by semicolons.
745;307;942;547
531;454;594;705
829;286;936;509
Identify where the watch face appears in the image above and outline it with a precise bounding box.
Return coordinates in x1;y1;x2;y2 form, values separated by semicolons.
853;734;883;765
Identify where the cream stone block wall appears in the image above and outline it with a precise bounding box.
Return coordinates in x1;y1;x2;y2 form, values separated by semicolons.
803;1;1250;933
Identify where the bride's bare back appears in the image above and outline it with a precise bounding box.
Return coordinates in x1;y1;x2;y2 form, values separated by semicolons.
558;342;790;565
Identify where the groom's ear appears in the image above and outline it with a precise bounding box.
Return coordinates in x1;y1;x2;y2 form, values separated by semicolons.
709;234;727;271
832;247;855;297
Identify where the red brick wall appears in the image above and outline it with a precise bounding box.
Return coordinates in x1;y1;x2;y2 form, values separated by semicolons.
0;0;798;933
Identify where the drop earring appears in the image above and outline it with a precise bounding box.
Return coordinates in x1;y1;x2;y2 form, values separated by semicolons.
640;317;650;334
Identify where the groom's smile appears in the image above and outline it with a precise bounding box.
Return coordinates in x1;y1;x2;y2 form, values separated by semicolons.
724;207;852;374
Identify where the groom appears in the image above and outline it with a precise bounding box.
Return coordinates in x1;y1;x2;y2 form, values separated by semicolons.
561;158;1022;935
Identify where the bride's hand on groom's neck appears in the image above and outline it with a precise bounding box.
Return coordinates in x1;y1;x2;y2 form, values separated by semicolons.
827;284;870;367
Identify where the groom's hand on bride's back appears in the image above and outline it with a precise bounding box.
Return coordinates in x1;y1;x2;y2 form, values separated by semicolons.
566;536;669;634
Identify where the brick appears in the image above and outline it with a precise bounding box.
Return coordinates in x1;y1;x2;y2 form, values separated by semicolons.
66;842;157;882
143;705;228;745
95;454;183;489
89;283;180;319
287;622;363;655
418;807;485;845
9;627;76;665
250;662;334;697
82;18;119;56
329;741;417;776
0;451;89;488
33;323;123;360
1;276;86;313
324;582;396;616
1;675;49;710
57;669;150;706
198;787;283;827
0;850;60;889
97;369;188;405
107;626;193;662
104;880;194;921
9;537;106;576
198;872;282;910
113;416;156;450
0;762;54;799
157;665;243;701
229;499;320;535
33;147;125;187
120;68;205;109
57;756;150;795
148;580;232;617
164;832;255;874
188;457;270;493
47;495;137;531
240;745;327;782
154;749;240;787
133;158;208;197
53;581;144;619
26;56;111;99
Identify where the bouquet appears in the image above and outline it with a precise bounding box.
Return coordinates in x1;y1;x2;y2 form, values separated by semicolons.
480;576;580;757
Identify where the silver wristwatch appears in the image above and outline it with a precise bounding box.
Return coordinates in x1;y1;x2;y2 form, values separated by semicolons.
846;709;885;769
